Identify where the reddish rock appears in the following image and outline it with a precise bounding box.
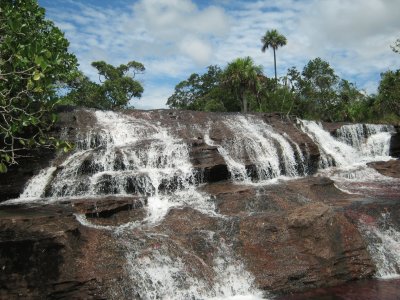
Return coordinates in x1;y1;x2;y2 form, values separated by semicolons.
70;196;146;226
203;180;375;294
0;109;399;298
367;160;400;178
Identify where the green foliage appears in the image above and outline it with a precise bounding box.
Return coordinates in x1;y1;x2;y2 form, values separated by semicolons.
377;70;400;118
65;61;145;110
165;47;398;124
0;0;78;171
261;29;287;82
61;71;105;108
167;65;239;111
391;38;400;54
299;58;339;120
92;60;145;109
222;57;263;113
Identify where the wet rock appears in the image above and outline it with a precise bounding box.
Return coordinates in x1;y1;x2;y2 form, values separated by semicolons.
203;179;376;294
190;141;229;183
389;126;400;157
367;160;400;178
0;108;398;298
0;148;55;202
0;204;104;299
70;196;146;226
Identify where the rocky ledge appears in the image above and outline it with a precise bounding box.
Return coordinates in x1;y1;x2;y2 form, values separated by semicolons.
1;170;399;298
0;108;399;298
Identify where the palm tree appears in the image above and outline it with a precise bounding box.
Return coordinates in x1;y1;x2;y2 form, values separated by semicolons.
261;29;287;83
223;57;263;113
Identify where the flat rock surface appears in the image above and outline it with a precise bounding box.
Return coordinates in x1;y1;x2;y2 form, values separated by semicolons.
368;160;400;178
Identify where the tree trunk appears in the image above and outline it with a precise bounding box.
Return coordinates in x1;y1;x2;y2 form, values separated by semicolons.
242;94;247;113
273;48;277;84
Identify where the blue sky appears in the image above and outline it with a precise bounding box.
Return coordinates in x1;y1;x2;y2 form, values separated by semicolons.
38;0;400;109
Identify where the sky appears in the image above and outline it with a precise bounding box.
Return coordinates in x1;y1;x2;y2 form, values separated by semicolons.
38;0;400;110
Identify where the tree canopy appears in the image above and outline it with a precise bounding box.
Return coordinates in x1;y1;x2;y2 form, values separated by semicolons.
0;0;78;172
64;61;145;110
222;57;263;113
261;29;287;83
391;38;400;54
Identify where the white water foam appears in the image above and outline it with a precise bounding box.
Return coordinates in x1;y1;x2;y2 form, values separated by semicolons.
19;166;57;199
124;231;265;300
336;124;394;158
205;116;305;183
14;110;214;223
359;213;400;279
299;120;394;169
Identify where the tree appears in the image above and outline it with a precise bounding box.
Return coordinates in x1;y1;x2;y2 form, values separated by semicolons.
0;0;78;172
391;38;400;54
336;79;367;121
166;65;238;111
91;60;145;109
223;57;263;113
261;29;287;84
300;58;339;120
61;71;106;109
377;70;400;118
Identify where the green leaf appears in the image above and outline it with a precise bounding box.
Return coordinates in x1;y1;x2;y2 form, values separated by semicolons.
3;154;11;163
29;116;39;125
35;55;48;70
44;50;52;59
33;72;41;81
51;113;58;123
0;163;7;173
19;139;26;145
27;80;34;90
33;86;43;93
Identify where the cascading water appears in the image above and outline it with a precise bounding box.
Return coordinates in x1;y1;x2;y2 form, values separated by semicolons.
205;115;306;183
358;212;400;279
15;110;266;299
20;110;214;222
9;110;400;297
299;120;400;279
299;120;361;168
336;124;395;157
122;230;263;300
299;120;395;168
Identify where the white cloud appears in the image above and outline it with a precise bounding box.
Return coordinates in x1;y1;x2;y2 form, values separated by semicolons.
43;0;400;108
212;0;399;91
133;84;172;110
179;36;213;65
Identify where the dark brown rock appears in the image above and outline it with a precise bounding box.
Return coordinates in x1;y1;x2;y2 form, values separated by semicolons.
0;148;55;202
390;126;400;157
0;108;399;298
202;180;375;294
70;196;146;226
367;160;400;178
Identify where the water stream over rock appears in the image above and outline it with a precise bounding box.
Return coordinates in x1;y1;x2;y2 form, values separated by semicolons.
1;109;399;299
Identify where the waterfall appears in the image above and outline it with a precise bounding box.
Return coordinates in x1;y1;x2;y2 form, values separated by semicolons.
15;110;265;299
336;124;394;157
359;212;400;279
205;115;306;183
122;231;263;300
299;120;361;168
18;111;216;221
10;110;399;297
298;120;394;168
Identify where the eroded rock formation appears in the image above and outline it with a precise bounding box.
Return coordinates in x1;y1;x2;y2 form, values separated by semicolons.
0;108;399;299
